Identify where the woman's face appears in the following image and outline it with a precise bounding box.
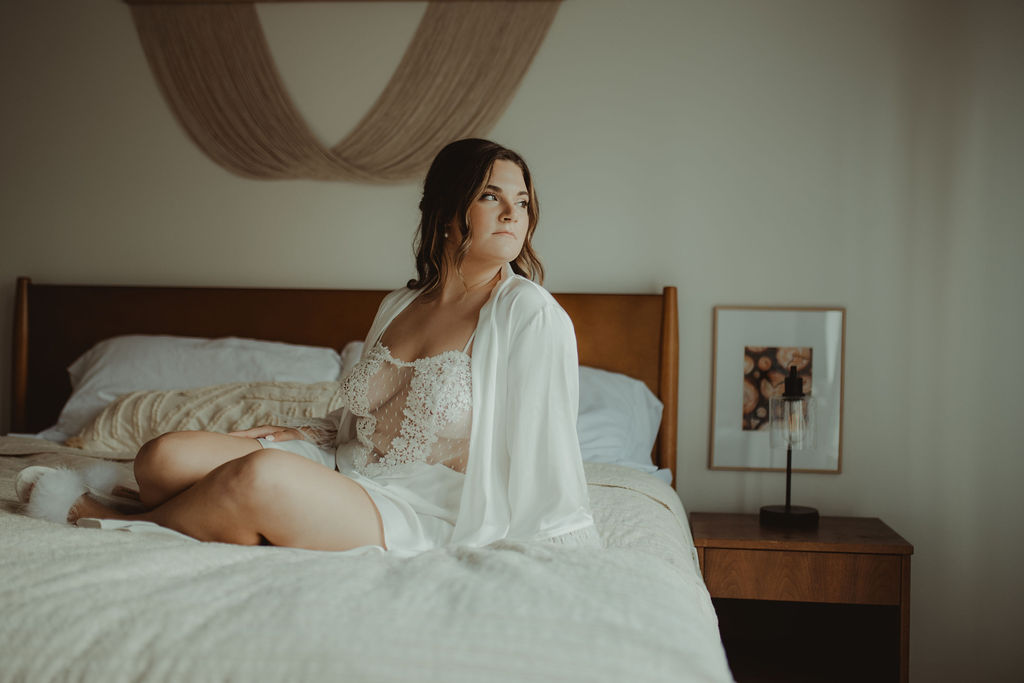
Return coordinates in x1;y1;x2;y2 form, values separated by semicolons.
459;159;530;269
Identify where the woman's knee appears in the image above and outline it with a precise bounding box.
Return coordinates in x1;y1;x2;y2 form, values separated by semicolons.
135;431;195;480
215;449;290;511
133;431;229;507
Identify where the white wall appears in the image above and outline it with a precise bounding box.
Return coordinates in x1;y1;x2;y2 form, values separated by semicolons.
2;1;1022;680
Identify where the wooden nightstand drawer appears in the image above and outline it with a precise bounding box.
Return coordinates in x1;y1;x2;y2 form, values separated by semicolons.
704;548;901;605
691;514;913;682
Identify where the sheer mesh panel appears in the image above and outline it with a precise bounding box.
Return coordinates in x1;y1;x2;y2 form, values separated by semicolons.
340;343;472;476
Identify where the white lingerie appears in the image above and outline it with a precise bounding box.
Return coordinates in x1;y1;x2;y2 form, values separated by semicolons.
263;335;476;556
342;340;473;477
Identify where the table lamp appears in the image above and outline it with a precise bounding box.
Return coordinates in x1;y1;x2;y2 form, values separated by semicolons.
760;365;819;529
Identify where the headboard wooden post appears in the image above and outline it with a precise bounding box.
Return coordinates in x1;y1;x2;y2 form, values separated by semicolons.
11;277;30;434
658;286;678;483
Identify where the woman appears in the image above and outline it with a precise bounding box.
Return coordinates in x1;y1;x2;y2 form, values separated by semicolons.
19;138;600;555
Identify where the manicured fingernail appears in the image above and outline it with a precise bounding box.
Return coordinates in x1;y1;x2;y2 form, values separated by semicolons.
265;435;275;442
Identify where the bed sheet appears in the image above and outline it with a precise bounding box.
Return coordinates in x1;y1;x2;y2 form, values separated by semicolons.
0;437;733;683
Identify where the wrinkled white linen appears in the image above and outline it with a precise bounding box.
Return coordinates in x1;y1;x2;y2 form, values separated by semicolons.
0;446;733;683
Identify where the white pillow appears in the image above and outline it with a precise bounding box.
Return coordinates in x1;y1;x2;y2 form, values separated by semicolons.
577;366;663;472
339;340;364;378
53;335;344;438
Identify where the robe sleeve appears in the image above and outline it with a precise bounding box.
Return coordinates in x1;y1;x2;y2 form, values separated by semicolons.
504;303;600;546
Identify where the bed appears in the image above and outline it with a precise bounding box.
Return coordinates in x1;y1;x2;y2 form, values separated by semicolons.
0;276;733;683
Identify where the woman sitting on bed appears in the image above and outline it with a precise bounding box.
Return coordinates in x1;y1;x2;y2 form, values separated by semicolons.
19;138;601;555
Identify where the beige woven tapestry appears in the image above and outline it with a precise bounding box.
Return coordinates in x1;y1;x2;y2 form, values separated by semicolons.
128;1;561;182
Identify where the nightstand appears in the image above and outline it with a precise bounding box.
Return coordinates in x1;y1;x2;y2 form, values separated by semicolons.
690;513;913;683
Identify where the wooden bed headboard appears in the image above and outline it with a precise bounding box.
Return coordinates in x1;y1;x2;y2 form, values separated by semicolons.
10;277;678;482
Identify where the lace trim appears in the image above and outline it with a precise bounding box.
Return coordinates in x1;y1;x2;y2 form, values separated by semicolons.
376;342;470;368
276;416;338;450
347;349;382;468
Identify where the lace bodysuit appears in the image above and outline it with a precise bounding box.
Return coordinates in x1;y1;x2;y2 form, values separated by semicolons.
338;339;473;478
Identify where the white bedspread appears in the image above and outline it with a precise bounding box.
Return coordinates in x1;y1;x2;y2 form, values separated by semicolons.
0;438;733;683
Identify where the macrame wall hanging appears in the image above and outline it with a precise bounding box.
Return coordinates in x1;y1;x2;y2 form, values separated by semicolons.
125;0;562;182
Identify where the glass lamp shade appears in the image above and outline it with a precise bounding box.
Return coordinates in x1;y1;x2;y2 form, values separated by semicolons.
769;396;815;451
761;393;819;529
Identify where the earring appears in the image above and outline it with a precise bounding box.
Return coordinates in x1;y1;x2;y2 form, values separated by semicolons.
444;231;449;238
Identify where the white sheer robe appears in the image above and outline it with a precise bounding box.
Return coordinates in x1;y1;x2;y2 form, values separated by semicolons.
320;263;600;550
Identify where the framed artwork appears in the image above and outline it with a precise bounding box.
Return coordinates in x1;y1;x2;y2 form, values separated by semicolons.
709;306;846;473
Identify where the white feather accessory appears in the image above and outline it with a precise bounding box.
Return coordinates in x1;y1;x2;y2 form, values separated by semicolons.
23;468;87;524
81;461;125;495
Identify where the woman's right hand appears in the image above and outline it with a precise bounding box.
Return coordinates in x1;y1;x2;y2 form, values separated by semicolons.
228;425;307;443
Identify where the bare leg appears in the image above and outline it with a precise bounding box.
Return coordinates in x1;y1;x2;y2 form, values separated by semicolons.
133;431;263;508
74;449;386;552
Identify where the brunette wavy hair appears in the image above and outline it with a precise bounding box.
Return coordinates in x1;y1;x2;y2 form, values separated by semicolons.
407;138;543;296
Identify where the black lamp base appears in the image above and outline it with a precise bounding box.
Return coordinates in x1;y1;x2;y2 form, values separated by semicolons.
759;505;819;529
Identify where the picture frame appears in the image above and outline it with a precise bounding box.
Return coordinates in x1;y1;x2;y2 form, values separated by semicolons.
709;306;846;473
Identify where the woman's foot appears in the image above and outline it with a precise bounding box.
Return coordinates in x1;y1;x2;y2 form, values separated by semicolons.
68;492;121;523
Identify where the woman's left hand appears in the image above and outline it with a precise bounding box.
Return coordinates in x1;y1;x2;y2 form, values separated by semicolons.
228;425;307;443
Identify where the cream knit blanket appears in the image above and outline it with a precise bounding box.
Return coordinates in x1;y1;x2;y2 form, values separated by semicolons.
66;381;343;454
